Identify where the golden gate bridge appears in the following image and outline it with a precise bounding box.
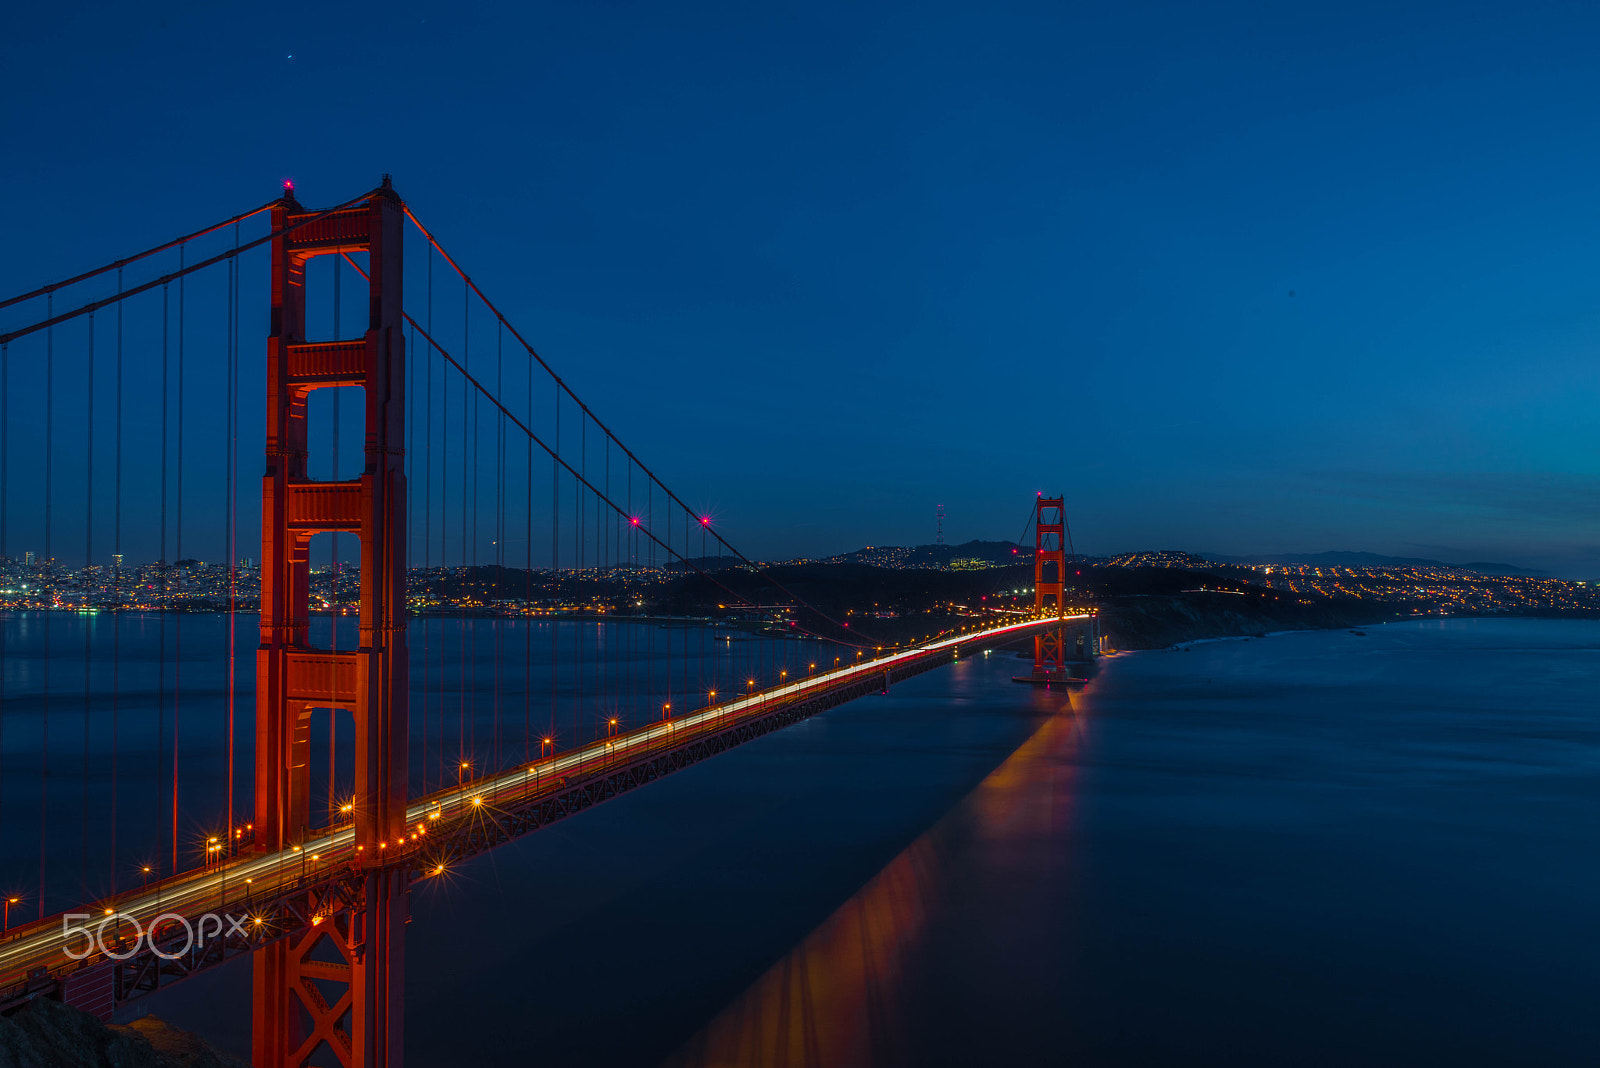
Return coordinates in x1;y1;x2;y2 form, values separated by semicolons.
0;179;1094;1067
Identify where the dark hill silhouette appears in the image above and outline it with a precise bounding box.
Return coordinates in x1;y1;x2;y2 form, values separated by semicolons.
1206;550;1542;575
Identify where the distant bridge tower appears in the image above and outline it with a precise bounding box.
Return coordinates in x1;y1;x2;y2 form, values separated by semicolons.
1031;496;1068;680
936;503;945;546
254;179;409;1068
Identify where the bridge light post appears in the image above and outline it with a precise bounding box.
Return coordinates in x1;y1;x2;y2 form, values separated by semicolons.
458;760;470;787
2;896;17;933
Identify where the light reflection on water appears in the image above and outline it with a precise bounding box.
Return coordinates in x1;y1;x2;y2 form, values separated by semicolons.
664;619;1600;1067
664;693;1084;1068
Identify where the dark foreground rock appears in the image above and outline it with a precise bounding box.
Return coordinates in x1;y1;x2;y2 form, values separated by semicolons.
0;999;244;1068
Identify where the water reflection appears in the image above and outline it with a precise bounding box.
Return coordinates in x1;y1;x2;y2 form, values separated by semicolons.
665;687;1085;1068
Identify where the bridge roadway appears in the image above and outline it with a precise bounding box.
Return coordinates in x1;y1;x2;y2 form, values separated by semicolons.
0;614;1086;1009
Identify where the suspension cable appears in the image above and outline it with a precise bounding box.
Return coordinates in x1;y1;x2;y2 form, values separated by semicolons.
396;206;875;646
0;201;276;313
337;251;868;648
0;190;380;346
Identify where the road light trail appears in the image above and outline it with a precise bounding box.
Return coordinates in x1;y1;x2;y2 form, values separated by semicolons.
0;615;1085;986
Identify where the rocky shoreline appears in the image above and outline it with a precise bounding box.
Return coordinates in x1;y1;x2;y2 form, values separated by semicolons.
0;998;244;1068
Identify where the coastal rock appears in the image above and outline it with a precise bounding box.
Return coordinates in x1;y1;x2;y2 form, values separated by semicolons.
0;999;244;1068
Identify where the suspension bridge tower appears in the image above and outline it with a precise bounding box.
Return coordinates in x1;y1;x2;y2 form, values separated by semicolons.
253;178;409;1068
1031;496;1068;680
1014;495;1100;684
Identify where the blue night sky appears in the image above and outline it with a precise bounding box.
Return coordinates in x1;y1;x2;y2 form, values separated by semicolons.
3;1;1600;575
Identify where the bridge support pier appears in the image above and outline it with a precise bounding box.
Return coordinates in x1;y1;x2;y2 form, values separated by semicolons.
254;180;409;1068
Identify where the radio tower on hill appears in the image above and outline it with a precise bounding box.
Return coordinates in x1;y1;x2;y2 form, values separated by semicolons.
936;503;946;546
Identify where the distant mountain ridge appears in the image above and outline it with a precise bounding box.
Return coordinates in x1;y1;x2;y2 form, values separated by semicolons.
1205;550;1543;575
750;542;1541;578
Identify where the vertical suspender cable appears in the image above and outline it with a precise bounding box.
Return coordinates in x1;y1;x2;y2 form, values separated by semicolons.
551;385;559;749
407;311;416;798
41;296;53;918
603;439;609;728
330;254;341;821
624;458;631;720
111;269;122;884
684;510;691;712
524;324;533;763
576;416;584;741
438;293;448;787
81;312;95;902
651;478;659;719
158;283;168;877
424;249;434;792
226;231;238;852
172;247;185;876
0;339;7;850
410;320;420;793
697;518;704;700
459;282;468;772
467;281;477;766
494;321;503;773
406;312;414;790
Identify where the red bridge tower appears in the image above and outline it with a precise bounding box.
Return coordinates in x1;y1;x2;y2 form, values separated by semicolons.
254;179;409;1068
1031;496;1068;680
